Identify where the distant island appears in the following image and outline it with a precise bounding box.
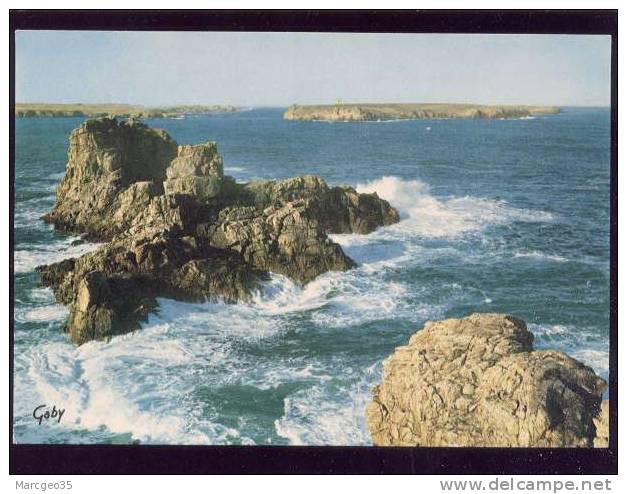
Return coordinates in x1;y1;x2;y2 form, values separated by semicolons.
284;103;560;122
15;103;242;119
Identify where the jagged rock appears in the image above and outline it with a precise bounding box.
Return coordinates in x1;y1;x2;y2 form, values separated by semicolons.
164;142;224;201
593;400;609;447
37;232;264;344
197;201;354;284
366;314;607;447
127;194;201;239
38;118;400;344
237;175;399;234
43;117;177;237
111;181;158;228
67;270;157;344
314;185;400;234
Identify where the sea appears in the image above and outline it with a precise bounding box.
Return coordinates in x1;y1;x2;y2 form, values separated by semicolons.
13;107;611;445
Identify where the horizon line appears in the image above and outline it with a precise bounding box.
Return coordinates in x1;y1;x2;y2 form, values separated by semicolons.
14;101;611;109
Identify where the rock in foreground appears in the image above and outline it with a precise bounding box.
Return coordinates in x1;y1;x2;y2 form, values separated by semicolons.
38;117;399;344
366;314;607;447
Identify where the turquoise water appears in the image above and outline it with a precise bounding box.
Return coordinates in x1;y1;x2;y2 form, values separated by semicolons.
13;108;610;445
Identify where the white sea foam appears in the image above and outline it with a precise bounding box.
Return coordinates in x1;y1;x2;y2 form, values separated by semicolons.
274;362;380;445
569;349;610;376
17;327;240;444
514;251;568;262
528;323;609;377
14;195;56;229
14;257;412;444
14;238;102;274
14;288;67;326
354;176;554;239
29;287;56;303
14;210;53;229
12;173;602;446
151;297;290;343
310;277;408;328
16;283;351;444
149;268;414;340
252;256;430;329
240;361;333;391
249;273;331;315
224;166;247;173
14;304;69;324
47;171;66;181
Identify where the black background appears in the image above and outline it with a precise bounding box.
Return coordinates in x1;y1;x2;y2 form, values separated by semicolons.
9;9;618;475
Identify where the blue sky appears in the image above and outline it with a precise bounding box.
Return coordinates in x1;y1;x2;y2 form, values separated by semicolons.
15;31;611;107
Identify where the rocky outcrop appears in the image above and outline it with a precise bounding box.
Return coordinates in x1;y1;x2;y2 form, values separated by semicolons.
238;176;399;234
42;118;178;237
197;202;355;285
38;117;399;344
284;103;560;122
366;314;608;447
37;234;261;344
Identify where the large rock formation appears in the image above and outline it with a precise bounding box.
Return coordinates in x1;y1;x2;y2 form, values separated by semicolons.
42;118;178;237
366;314;608;447
197;202;354;285
38;234;261;344
238;175;399;235
38;117;399;344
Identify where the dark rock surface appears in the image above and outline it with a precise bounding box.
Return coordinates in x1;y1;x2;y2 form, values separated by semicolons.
237;175;399;235
38;117;399;344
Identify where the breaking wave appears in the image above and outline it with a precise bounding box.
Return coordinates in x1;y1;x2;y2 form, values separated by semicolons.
354;176;554;239
14;237;103;274
529;323;609;378
12;174;607;445
514;251;569;263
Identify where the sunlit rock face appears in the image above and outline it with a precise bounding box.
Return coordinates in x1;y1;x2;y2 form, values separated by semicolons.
366;313;607;448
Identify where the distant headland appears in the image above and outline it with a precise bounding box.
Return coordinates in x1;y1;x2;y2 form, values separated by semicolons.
284;103;560;122
15;103;242;119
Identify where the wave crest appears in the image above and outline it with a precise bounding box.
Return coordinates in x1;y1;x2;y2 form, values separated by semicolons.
356;176;554;239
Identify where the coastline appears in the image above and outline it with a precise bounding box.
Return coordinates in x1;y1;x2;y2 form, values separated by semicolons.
14;103;243;119
284;103;560;122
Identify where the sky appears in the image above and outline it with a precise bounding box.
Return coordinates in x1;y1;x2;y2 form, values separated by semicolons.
15;31;611;107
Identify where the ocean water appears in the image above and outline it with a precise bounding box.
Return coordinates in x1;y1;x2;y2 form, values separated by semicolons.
12;107;611;445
